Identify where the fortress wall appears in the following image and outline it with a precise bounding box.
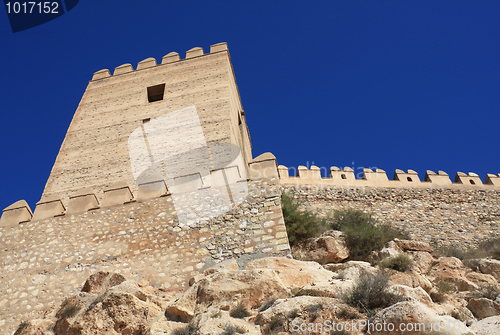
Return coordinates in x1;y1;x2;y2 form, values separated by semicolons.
41;43;251;205
281;166;500;248
0;177;288;334
283;184;500;248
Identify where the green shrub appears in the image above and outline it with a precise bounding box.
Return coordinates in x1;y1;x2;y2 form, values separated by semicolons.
380;254;413;272
282;192;325;246
229;302;250;319
17;320;30;331
172;321;200;335
434;245;486;260
431;280;454;303
221;324;246;335
259;299;276;312
60;303;81;318
327;209;407;261
264;314;287;333
478;237;500;260
437;280;454;294
337;306;359;320
342;272;400;315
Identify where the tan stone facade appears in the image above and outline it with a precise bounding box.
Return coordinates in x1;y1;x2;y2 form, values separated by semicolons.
41;42;252;206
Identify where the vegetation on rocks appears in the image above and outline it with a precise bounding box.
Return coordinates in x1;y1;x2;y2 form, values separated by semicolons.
435;237;500;261
342;271;401;315
229;302;250;319
380;253;413;272
326;209;407;260
281;192;325;245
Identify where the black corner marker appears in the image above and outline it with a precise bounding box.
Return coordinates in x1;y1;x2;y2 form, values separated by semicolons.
3;0;79;33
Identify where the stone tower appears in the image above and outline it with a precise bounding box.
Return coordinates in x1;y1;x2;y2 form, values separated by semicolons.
39;42;252;209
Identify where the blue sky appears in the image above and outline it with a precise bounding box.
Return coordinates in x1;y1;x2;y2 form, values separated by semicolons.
1;1;499;211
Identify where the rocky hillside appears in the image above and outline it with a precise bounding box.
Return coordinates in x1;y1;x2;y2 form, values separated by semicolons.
12;229;500;335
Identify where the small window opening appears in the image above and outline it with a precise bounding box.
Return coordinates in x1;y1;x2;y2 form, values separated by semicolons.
147;84;165;103
143;118;151;124
407;177;413;182
341;174;347;179
470;179;475;185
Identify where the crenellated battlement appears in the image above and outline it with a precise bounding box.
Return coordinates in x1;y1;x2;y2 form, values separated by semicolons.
91;43;229;81
278;165;500;190
0;152;278;227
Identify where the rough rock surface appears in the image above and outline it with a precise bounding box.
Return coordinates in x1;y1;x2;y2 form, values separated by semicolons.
478;259;500;282
245;256;335;289
385;284;433;305
469;315;500;335
324;261;378;282
293;230;349;264
165;268;291;322
389;270;433;293
430;257;480;291
368;301;472;334
394;238;433;253
467;298;500;319
255;296;363;335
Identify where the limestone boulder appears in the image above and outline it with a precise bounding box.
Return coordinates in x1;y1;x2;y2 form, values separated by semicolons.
376;241;402;260
165;269;291;322
467;298;500;319
389;270;433;293
81;271;126;294
478;259;500;282
325;261;378;282
394;238;433;253
189;259;240;286
147;316;186;335
430;257;479;292
13;318;56;335
295;279;355;298
368;301;472;334
385;284;433;305
469;315;500;335
407;250;434;274
182;307;261;335
465;272;499;289
255;296;360;335
54;280;163;335
245;257;335;289
293;230;349;264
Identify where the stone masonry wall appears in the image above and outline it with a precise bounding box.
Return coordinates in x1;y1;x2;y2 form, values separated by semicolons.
284;184;500;248
0;178;289;334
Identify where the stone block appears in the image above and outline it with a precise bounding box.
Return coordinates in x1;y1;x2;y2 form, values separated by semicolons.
91;69;111;81
424;170;452;184
298;165;321;179
210;42;228;53
485;173;500;186
161;52;180;64
32;195;65;221
394;169;421;183
113;63;134;75
137;57;157;70
101;181;134;207
186;47;204;59
362;168;389;181
67;188;99;214
0;200;33;226
248;152;278;180
138;180;169;202
329;166;356;180
455;172;483;186
277;165;289;179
